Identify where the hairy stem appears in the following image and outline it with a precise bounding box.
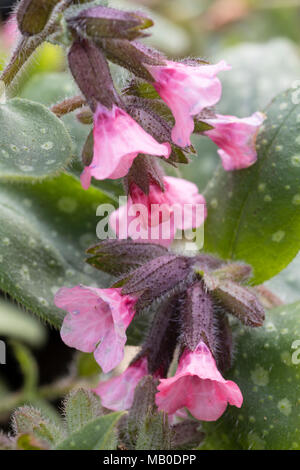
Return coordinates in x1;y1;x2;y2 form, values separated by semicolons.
51;95;86;117
0;0;73;89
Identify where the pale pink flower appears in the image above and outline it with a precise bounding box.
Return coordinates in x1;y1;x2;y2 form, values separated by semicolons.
54;285;137;373
156;341;243;421
110;176;207;247
144;60;231;148
203;112;265;170
94;357;149;411
80;104;171;188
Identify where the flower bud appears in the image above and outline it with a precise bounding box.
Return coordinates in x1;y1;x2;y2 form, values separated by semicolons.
67;5;153;41
68;38;120;111
121;255;193;312
182;281;217;354
212;280;265;327
124;96;190;165
139;296;181;376
99;39;166;81
86;239;168;277
17;0;60;36
123;155;165;195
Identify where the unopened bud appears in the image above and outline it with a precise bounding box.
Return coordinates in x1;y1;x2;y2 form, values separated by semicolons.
139;296;181;375
124;155;165;195
212;280;265;327
183;281;217;354
68;39;120;111
121;255;193;312
124;96;189;165
100;39;165;81
17;0;60;36
68;6;153;41
211;262;252;283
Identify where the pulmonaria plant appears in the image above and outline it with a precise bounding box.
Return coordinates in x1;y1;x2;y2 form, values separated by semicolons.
51;1;266;430
0;0;274;451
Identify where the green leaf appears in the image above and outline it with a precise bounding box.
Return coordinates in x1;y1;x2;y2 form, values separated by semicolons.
0;300;46;347
64;389;102;434
0;98;72;180
0;173;114;328
55;411;124;450
201;301;300;450
204;88;300;284
13;406;64;448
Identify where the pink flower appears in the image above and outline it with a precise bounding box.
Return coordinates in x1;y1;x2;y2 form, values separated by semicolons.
156;341;243;421
203;112;265;171
94;357;149;411
144;60;231;148
54;285;137;373
80;104;171;189
110;176;207;247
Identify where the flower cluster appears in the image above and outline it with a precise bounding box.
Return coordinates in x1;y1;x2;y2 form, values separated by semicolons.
62;4;265;246
51;4;267;424
55;242;265;422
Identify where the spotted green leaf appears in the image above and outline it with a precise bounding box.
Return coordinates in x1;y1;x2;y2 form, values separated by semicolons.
0;173;114;328
55;411;123;450
202;302;300;450
204;88;300;285
0;98;73;180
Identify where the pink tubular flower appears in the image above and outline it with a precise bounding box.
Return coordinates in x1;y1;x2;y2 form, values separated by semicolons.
94;357;149;411
80;104;171;189
54;285;137;373
110;176;207;247
144;60;231;148
203;112;265;171
156;341;243;421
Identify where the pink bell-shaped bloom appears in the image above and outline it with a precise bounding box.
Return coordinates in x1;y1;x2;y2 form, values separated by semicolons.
54;285;137;373
80;104;171;189
144;60;231;148
203;112;265;171
94;357;149;411
110;176;207;247
156;341;243;422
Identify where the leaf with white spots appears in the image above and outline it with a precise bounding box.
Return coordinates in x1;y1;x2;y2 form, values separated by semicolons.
201;302;300;450
204;88;300;284
0;98;72;180
55;411;123;450
0;173;114;328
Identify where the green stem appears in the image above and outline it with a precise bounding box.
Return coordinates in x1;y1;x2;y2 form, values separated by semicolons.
0;0;73;89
